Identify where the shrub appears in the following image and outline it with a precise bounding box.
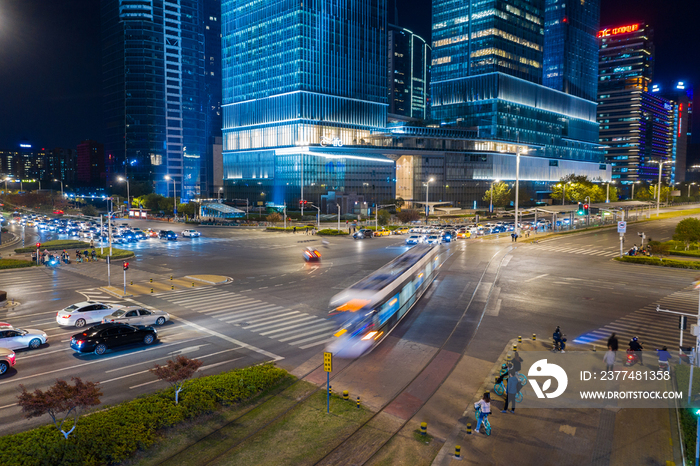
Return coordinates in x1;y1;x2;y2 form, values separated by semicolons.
317;229;348;235
0;364;288;466
267;212;282;223
94;248;134;260
397;209;421;223
15;240;90;254
0;259;37;269
614;256;700;270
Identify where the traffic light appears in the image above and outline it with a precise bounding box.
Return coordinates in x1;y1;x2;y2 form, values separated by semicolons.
577;203;584;216
299;200;307;206
36;242;41;248
123;262;129;271
583;204;589;215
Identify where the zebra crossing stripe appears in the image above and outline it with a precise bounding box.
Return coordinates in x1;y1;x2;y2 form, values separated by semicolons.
278;325;334;343
241;312;302;328
217;306;284;320
259;317;326;336
299;337;334;350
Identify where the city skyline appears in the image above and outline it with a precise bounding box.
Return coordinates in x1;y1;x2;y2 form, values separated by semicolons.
0;0;697;150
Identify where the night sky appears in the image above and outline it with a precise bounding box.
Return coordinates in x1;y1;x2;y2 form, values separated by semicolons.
0;0;698;150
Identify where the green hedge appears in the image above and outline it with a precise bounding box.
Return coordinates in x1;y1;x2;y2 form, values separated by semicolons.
670;250;700;258
0;259;37;269
317;229;349;235
614;255;700;269
94;248;134;260
0;364;288;466
15;240;90;253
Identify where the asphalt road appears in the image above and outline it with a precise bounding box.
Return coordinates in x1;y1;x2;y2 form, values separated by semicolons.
0;211;697;437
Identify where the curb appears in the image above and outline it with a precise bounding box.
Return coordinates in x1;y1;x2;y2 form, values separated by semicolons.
184;275;232;285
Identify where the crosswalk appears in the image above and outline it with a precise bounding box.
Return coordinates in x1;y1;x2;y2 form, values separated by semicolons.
161;288;336;350
532;243;620;257
574;286;698;350
0;268;79;294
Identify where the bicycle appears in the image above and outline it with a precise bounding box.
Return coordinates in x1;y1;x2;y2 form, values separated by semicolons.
493;372;526;402
474;404;491;435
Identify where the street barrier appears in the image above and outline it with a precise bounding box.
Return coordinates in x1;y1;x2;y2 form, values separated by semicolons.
356;396;360;409
518;335;522;343
455;445;461;458
466;423;472;435
150;288;153;293
420;422;427;436
343;390;349;401
532;333;536;341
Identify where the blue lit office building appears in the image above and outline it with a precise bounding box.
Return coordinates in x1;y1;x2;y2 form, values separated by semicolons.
102;0;212;200
543;0;600;102
430;0;605;190
388;24;431;121
221;0;394;211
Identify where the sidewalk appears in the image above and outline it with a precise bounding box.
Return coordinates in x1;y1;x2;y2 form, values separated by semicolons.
429;339;679;466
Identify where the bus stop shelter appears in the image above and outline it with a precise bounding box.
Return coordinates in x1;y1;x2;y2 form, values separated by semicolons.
199;203;245;219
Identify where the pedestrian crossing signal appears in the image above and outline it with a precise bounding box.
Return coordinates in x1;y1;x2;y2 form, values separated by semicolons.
36;243;41;248
323;352;332;372
577;203;584;216
583;204;589;215
123;262;129;271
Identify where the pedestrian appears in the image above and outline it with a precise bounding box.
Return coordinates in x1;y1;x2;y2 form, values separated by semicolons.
43;250;49;265
90;239;94;248
607;333;618;352
293;226;297;234
511;351;523;374
91;249;96;261
474;392;491;434
511;233;515;242
514;233;518;242
502;372;519;413
604;347;615;371
84;249;90;262
76;250;82;263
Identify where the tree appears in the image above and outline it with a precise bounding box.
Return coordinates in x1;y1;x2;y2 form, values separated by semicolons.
482;182;511;208
397;209;420;223
178;202;196;218
673;218;700;250
377;209;391;226
395;197;405;209
267;212;282;223
81;204;98;217
550;175;619;203
17;378;102;440
150;355;203;404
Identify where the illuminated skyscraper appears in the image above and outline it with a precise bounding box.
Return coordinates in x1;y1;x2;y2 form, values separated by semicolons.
102;0;215;200
221;0;393;209
543;0;600;102
388;24;431;121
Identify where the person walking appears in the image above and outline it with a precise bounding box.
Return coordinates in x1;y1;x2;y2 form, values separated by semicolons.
90;239;95;248
293;226;297;234
511;233;515;242
91;249;96;261
501;372;519;413
474;392;491;434
607;333;619;352
604;347;615;371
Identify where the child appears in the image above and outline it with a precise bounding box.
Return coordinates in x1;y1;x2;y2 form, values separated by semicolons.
474;392;491;434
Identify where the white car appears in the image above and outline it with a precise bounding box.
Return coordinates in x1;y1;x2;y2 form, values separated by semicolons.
182;229;201;238
405;235;422;245
425;235;441;245
102;307;170;326
0;326;48;350
56;301;124;328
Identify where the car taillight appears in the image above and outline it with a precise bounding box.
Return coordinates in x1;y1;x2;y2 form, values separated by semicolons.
76;340;84;346
60;314;71;318
8;354;15;363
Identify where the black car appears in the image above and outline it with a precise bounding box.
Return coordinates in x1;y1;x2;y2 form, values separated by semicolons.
159;230;177;241
70;323;158;355
352;229;374;239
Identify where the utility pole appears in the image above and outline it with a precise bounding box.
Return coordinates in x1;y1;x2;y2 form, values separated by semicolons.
514;143;522;236
337;203;341;232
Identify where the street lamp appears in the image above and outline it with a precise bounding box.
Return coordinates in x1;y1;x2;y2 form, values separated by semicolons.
3;177;10;192
53;179;64;199
514;143;524;235
218;187;223;201
560;181;571;206
118;177;129;212
425;177;434;224
654;160;672;217
337;203;341;232
690;183;697;198
605;181;612;203
490;179;499;213
164;175;176;218
631;181;640;200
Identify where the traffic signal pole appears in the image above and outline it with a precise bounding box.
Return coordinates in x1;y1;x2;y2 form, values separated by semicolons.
123;262;129;295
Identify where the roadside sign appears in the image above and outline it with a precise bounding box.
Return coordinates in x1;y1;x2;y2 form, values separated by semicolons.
694;280;700;290
617;221;626;233
323;352;332;372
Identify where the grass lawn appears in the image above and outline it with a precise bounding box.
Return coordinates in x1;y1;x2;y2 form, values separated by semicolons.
15;239;90;253
613;255;700;269
368;421;443;466
209;386;373;466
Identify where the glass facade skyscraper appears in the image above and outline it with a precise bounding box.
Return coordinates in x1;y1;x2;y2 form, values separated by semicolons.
543;0;599;102
431;0;601;165
102;0;210;200
221;0;393;209
387;24;431;121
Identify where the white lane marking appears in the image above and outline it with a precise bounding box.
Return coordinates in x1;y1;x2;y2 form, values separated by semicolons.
105;346;243;373
0;403;18;410
285;332;335;346
258;317;322;336
299;337;334;350
277;325;334;342
0;336;208;386
239;313;302;329
524;273;549;283
204;302;267;315
236;311;300;326
17;347;73;360
215;307;283;320
128;357;245;389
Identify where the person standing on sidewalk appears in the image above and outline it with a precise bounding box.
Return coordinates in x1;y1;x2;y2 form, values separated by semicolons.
607;333;619;352
474;392;491;434
502;372;518;413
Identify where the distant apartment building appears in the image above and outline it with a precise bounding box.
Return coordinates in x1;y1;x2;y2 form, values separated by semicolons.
0;143;75;187
76;140;106;185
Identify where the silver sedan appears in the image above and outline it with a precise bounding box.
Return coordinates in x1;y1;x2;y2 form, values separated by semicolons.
102;307;170;326
0;327;48;350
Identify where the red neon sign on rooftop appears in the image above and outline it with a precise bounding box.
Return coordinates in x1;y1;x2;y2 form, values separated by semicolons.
598;24;639;38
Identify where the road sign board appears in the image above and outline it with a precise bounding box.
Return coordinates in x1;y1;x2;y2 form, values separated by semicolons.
617;221;627;233
323;352;332;372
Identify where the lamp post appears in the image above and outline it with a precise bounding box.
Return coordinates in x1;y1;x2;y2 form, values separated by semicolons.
218;187;223;201
514;143;523;236
337;203;341;232
53;179;63;199
37;179;41;192
655;161;670;217
118;177;129;213
310;204;320;230
561;182;571;206
606;182;611;203
164;175;176;218
4;177;10;192
689;183;697;198
631;181;640;200
425;177;434;224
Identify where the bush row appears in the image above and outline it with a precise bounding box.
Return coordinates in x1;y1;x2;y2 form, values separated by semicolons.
614;255;700;270
94;248;134;260
0;364;288;466
669;250;700;258
317;229;349;235
15;240;90;253
0;259;37;270
266;225;315;232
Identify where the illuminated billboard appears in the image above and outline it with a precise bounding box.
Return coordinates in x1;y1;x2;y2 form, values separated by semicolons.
598;24;639;38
